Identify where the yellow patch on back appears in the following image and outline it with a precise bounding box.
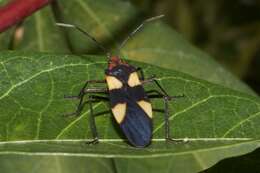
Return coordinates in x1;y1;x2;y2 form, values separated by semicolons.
112;103;127;124
128;72;141;87
137;100;152;118
106;75;123;90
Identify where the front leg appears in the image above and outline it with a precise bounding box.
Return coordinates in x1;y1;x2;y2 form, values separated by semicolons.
64;79;107;117
64;94;109;117
65;79;106;99
142;76;171;98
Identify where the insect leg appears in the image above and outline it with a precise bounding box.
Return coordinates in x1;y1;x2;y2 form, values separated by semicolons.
147;90;184;100
136;67;145;81
65;93;109;144
64;80;106;117
64;88;108;117
148;77;169;97
64;80;106;99
86;95;100;145
65;88;108;100
147;91;185;142
163;96;183;142
142;77;184;98
84;95;110;145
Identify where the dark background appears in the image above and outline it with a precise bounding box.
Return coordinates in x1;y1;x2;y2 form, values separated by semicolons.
131;0;260;95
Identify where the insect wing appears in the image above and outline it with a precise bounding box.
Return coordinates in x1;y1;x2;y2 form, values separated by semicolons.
109;86;153;147
120;97;152;147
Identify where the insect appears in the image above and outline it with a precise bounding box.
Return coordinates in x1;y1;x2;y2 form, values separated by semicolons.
57;15;184;147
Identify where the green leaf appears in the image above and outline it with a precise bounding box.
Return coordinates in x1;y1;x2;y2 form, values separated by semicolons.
58;0;138;53
0;51;259;173
0;155;115;173
0;28;13;50
121;22;255;95
0;0;9;6
13;7;70;53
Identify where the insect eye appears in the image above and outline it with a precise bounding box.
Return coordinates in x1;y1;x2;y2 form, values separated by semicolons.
113;69;123;76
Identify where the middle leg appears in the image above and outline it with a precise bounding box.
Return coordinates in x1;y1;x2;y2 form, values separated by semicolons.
64;79;107;116
136;67;185;142
64;92;108;117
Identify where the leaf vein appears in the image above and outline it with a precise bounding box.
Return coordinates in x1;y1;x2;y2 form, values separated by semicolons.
0;62;13;85
35;72;54;139
55;102;103;139
222;111;260;137
0;62;106;100
153;95;212;134
0;140;258;158
153;94;260;134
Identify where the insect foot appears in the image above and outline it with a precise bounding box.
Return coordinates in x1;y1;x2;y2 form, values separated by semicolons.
85;138;99;145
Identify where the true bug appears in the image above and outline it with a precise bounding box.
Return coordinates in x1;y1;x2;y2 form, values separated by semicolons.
57;15;184;147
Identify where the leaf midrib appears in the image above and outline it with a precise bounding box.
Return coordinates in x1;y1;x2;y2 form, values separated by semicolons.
0;139;258;158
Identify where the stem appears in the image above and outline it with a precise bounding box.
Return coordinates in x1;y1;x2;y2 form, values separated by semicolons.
0;0;53;33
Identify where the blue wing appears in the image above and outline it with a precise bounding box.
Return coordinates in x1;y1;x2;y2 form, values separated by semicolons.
109;85;152;147
120;98;152;147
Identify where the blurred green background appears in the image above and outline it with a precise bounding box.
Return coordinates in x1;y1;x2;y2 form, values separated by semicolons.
131;0;260;94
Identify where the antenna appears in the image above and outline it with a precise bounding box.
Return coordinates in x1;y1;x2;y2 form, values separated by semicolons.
118;14;165;50
56;23;110;57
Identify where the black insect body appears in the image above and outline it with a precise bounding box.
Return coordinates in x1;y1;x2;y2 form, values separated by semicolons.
58;15;184;147
106;56;152;146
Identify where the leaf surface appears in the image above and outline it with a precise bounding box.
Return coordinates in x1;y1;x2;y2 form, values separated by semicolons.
13;7;70;53
0;52;259;173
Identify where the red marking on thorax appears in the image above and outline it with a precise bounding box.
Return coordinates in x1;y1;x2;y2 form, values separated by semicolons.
108;55;128;70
